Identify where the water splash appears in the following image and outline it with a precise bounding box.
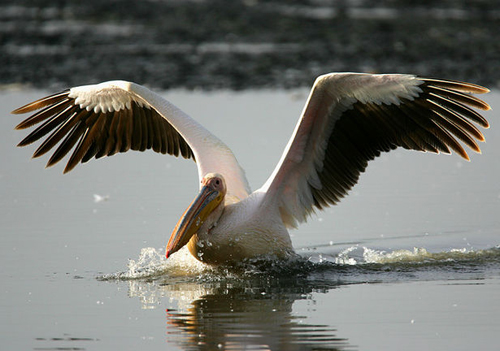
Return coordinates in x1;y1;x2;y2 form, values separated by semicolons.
334;246;359;265
100;247;208;281
100;243;500;284
300;244;500;271
362;246;500;265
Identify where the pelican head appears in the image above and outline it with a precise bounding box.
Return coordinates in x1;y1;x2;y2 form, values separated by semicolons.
166;173;226;259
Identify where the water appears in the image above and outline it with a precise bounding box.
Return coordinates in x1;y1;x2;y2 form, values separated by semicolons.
1;89;499;350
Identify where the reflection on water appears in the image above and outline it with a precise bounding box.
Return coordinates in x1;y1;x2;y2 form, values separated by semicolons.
129;266;353;350
106;244;500;350
163;281;348;351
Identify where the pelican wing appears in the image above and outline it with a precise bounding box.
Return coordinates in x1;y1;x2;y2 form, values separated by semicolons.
13;81;250;199
260;73;490;228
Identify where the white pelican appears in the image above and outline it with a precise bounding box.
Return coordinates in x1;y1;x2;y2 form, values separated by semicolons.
12;73;491;265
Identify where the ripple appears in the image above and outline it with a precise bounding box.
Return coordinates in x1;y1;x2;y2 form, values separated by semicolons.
99;244;500;286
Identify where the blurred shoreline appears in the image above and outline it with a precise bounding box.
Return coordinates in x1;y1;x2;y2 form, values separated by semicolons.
2;0;499;90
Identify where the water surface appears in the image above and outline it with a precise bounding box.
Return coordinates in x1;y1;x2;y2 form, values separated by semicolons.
1;89;499;350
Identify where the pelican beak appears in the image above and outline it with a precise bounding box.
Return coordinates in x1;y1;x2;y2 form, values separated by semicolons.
166;185;222;258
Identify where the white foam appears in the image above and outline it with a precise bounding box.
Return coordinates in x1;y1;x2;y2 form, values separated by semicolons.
334;246;359;265
114;247;208;280
362;247;487;264
320;245;500;266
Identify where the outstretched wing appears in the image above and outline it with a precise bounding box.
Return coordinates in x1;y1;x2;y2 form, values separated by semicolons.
13;81;250;199
259;73;490;228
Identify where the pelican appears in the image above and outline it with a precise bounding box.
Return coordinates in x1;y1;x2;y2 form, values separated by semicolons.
12;73;491;265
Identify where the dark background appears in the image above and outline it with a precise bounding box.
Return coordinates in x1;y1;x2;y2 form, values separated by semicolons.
2;0;499;90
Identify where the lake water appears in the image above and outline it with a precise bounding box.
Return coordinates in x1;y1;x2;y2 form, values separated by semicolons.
1;88;499;350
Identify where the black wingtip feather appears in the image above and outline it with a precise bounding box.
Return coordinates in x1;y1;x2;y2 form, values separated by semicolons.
421;78;490;95
11;90;71;115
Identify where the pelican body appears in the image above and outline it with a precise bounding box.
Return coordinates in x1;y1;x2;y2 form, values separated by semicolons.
12;73;491;265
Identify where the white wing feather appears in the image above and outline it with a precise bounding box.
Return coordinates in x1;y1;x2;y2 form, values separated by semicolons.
14;80;251;200
258;73;489;228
